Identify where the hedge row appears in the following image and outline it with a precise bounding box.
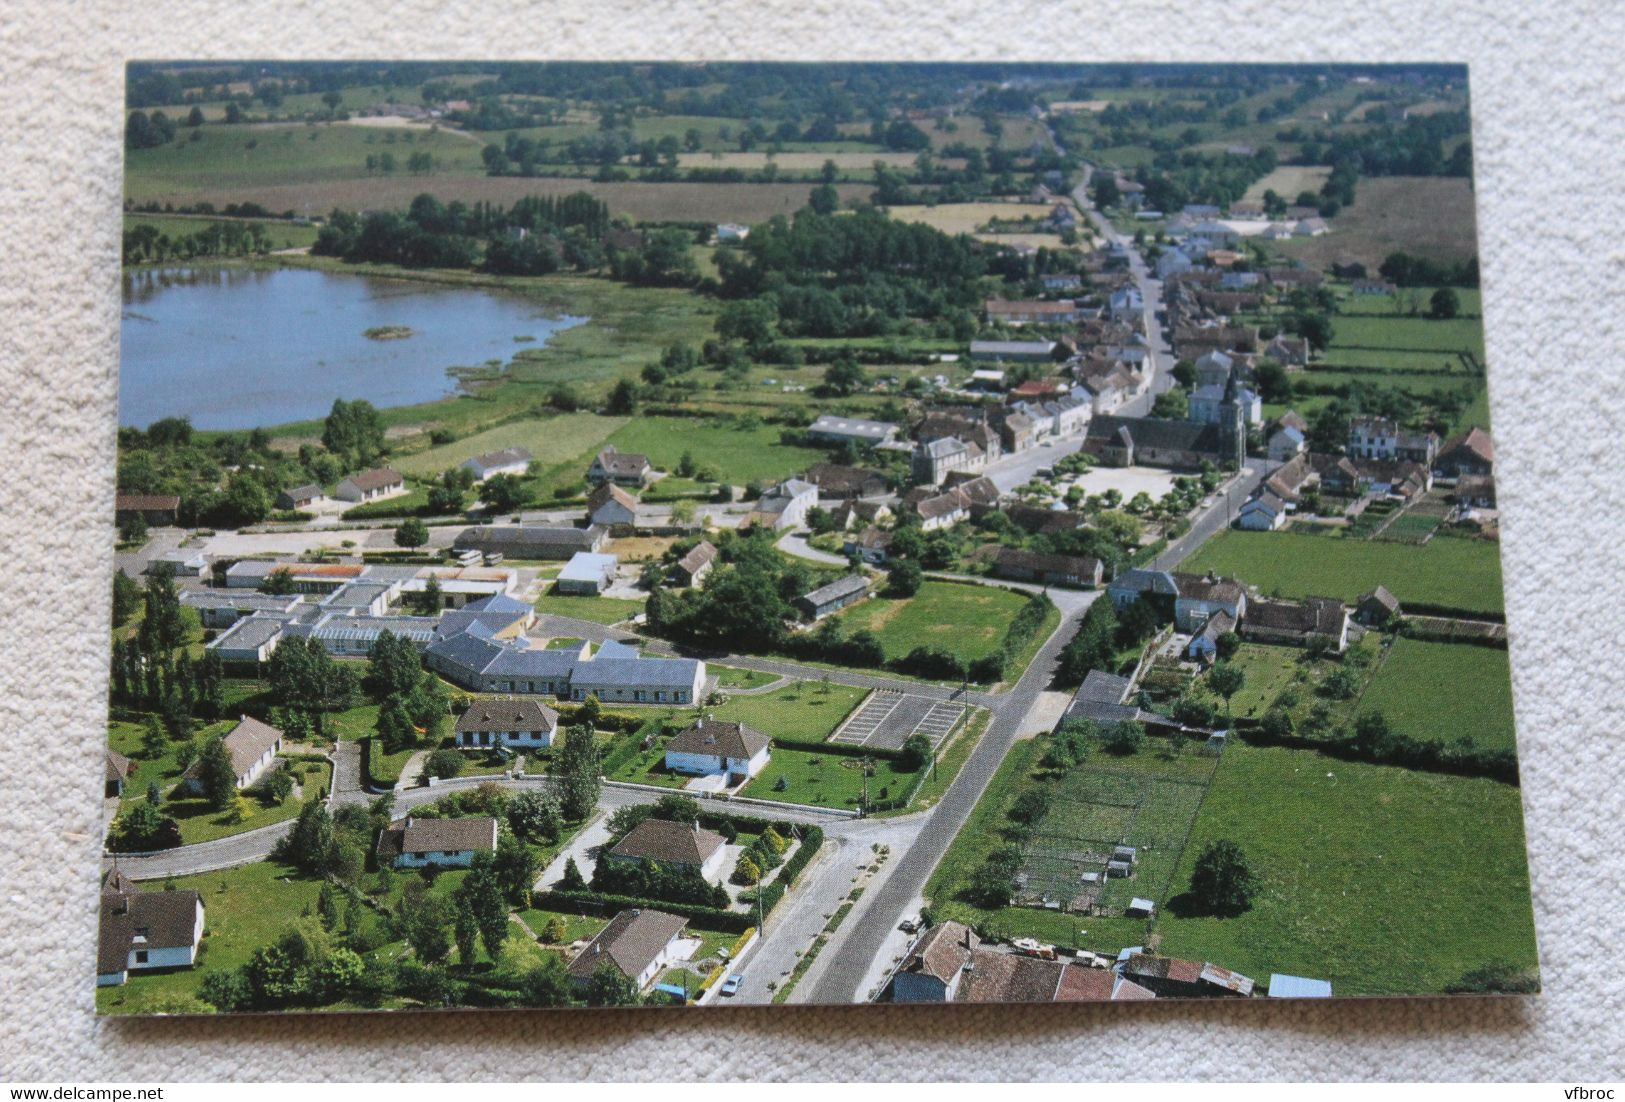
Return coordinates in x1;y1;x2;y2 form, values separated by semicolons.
1395;602;1506;624
1236;724;1519;785
768;735;910;764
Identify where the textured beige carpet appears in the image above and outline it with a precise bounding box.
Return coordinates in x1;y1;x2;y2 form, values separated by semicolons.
3;0;1622;1082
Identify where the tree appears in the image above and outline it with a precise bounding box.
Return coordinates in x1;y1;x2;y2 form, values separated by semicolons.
394;517;429;548
808;183;839;215
559;856;587;891
1215;631;1242;660
112;569;141;626
367;631;424;700
555;724;601;821
402;897;453;965
1100;720;1146;755
1207;662;1246;719
823;356;867;396
1428;287;1461;319
733;852;762;886
519;955;575;1007
317;882;341;931
507;788;562;842
898;732;933;773
887;560;924;598
194;735;238;811
375;694;418;755
414;574;444;616
425;748;464;779
455;857;509;960
606;378;639;415
1188;839;1258;916
583;961;641;1007
321;399;386;466
477;473;527;514
492;832;539;906
275;797;336;876
266;636;358;733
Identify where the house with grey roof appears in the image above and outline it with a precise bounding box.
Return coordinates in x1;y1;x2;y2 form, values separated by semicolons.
276;483;325;510
671;540;718;587
608;818;728;883
796;575;870;620
181;715;282;793
744;478;818;532
98;870;205;987
806;414;899;447
462;446;533;482
587;445;653;487
335;467;405;503
180;589;303;628
454;698;558;750
586;482;638;528
568;908;688;991
453;524;607;560
664;717;771;783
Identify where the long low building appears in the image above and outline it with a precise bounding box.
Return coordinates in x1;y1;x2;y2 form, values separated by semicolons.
455;524;607;561
425;634;706;706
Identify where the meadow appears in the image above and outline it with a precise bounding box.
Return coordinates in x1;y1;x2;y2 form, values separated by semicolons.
122;212;321;251
389;412;627;478
1260;176;1479;272
707;681;868;742
602;415;830;487
1358;637;1519;753
1180;529;1505;614
1154;744;1538;996
832;581;1032;664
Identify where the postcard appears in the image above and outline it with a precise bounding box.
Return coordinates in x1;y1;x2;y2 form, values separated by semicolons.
101;61;1535;1013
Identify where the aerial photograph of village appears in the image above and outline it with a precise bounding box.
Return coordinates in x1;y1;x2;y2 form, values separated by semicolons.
100;60;1537;1014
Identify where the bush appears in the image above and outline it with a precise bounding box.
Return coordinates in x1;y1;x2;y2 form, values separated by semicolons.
425;748;464;779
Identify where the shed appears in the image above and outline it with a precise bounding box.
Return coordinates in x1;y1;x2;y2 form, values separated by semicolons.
1126;898;1156;917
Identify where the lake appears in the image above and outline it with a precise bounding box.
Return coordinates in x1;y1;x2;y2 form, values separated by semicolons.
120;266;584;430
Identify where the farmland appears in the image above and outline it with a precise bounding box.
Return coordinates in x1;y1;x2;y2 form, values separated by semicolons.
1358;637;1519;753
1180;529;1505;614
832;581;1032;665
1260;176;1480;271
1242;165;1331;203
603;416;830;488
123;212;321;251
1155;744;1537;996
390;412;627;478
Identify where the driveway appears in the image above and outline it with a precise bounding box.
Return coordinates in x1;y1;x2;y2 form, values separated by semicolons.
776;530;847;566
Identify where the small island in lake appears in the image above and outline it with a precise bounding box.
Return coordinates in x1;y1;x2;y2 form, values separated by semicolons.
363;325;413;341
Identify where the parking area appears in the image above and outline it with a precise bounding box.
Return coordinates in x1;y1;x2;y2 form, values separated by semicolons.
831;691;966;751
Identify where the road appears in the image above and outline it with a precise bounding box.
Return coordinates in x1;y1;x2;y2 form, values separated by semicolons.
1153;462;1275;572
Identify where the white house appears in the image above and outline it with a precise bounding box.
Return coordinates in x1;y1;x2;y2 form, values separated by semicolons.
1237;491;1289;531
744;478;818;532
607;817;729;884
556;551;619;595
568;908;688;991
586;482;638;528
379;816;499;869
664;717;771;783
97;870;206;987
334;467;406;503
462;447;533;482
181;715;282;792
454;698;558;749
144;549;207;577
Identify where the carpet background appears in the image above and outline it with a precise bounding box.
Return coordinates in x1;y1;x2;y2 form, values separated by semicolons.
2;0;1622;1081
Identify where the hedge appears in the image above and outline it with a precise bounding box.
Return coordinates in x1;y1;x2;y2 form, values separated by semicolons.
532;889;756;934
768;735;910;765
1235;722;1519;785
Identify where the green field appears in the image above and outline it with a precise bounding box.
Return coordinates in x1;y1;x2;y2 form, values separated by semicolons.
714;666;780;690
1222;643;1317;720
391;412;627;478
1154;744;1538;996
603;416;830;488
707;681;867;742
123;212;321;252
1181;529;1505;614
531;590;645;625
738;747;916;811
1358;638;1519;753
832;581;1031;664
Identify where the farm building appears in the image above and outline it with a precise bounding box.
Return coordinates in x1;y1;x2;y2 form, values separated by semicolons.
806;415;899;448
991;548;1103;588
114;493;181;526
797;575;870;620
555;552;619;595
454;524;607;561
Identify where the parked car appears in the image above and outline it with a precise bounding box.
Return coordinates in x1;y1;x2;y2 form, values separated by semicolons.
899;915;923;934
720;974;744;996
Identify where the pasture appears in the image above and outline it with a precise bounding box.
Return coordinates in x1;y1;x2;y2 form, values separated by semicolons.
603;416;829;487
1358;637;1519;753
122;212;321;251
1179;529;1505;614
832;581;1031;664
885;200;1055;236
1155;743;1537;996
1260;176;1479;271
1242;165;1331;203
390;413;626;478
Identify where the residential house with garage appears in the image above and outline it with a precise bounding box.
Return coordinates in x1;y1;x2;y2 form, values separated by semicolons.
587;445;654;487
585;482;638;529
97;870;205;987
454;698;559;750
334;467;405;503
568;908;688;992
664;717;772;783
377;816;499;869
462;447;533;482
180;716;282;793
607;818;729;883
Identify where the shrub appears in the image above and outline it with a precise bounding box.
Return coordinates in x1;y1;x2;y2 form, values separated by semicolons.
425;748;464;779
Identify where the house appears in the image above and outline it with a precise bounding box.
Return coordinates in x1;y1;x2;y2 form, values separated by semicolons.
1172;572;1248;631
555;552;618;595
992;548;1102;588
664;715;772;783
1263;334;1310;368
1268;974;1334;998
806;414;899;448
1236;490;1290;531
797;574;870;620
1108;568;1183;614
1185;609;1236;664
462;447;533;482
1108;285;1144;321
969;340;1057;364
892;921;979;1002
1047;203;1078;231
1082;415;1242;471
744;478;819;532
334;467;405;503
586;482;638;528
1455;474;1497;508
97;870;205;986
983;299;1085;325
916;488;971;531
829;499;893;531
608;818;729;883
454;699;558;750
995;410;1037;454
1348;416;1440;466
1041;272;1083;293
671;540;718;587
1156;249;1194;280
1435;427;1496;479
425;632;705;705
1119;953;1255;998
454;524;607;561
275;483;324;510
1266;425;1307;462
1241;596;1350;653
105;748;135;798
844;526;893;565
207;614;289;664
377;815;499;869
1190;382;1262;428
568;908;688;992
804;463;889;501
114;494;181;526
181;715;282;793
1355;585;1401;627
715;223;750;242
587;446;653;487
911;435;987;487
144;549;207;577
1293;217;1329;237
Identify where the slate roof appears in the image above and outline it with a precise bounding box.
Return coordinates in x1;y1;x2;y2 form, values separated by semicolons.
454;525;605;553
610;817;725;867
800;575;870;608
587;482;638;513
592;447;651;476
666;717;769;761
1245;596;1346;638
217;716;282;778
384;816;498;857
571;656;704;690
807;415;897;441
1359;586;1401;615
467;447;532;471
568;908;687;982
455;699;558;734
279;483;324;502
1085;415;1226;455
99;872;202;977
1172;572;1246;604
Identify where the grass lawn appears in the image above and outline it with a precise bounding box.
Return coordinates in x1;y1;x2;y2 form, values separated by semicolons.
832;581;1032;664
391;412;627;478
604;416;829;487
714;666;780;690
1218;643;1314;721
531;589;645;625
1357;637;1519;753
1180;529;1505;614
738;747;920;811
1153;743;1538;996
707;681;867;742
518;908;609;947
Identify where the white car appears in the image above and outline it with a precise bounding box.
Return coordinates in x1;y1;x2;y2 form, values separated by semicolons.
720;974;744;996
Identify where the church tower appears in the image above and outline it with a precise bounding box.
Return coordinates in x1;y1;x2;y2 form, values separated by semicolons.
1218;375;1247;470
